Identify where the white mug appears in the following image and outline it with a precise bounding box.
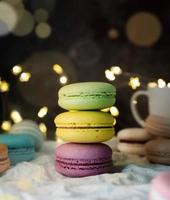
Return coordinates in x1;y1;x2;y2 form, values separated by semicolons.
130;87;170;127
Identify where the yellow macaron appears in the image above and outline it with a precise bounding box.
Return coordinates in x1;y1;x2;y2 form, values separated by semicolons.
54;111;115;143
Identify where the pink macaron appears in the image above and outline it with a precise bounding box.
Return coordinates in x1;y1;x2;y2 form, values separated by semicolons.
149;172;170;200
55;143;113;177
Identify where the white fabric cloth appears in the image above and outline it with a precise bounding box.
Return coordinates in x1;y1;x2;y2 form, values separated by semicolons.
0;141;170;200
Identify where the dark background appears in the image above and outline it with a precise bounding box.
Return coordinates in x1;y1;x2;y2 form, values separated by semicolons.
0;0;169;139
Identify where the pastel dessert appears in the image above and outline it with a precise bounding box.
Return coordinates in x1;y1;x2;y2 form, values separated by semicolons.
58;82;116;110
10;119;44;151
117;128;152;156
55;111;115;143
145;138;170;165
55;143;113;177
0;144;10;174
145;115;170;138
0;134;35;165
149;172;170;200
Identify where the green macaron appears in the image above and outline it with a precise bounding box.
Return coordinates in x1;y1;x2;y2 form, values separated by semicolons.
58;82;116;110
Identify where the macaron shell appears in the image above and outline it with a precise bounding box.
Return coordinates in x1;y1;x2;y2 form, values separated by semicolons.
59;97;116;111
11;125;42;137
56;161;113;177
59;82;116;96
117;142;145;156
145;126;170;139
146;115;170;126
145;139;170;165
145;115;170;138
56;128;114;143
14;119;40;128
10;129;43;151
55;111;114;127
58;82;116;110
0;158;10;174
0;144;8;157
9;148;35;165
0;134;35;148
0;144;10;173
117;128;152;142
145;124;170;138
146;154;170;165
56;143;112;160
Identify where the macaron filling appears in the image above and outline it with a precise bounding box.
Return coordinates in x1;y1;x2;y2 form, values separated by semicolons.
8;147;34;152
60;92;115;98
119;140;147;144
57;126;113;129
56;156;112;165
56;160;113;171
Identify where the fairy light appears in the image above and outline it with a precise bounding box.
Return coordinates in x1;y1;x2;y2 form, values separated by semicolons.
129;77;140;90
60;75;68;84
53;64;63;75
39;123;47;137
10;110;22;123
110;106;119;117
19;72;31;82
147;82;157;88
35;22;51;39
12;10;34;37
113;118;116;125
34;8;49;23
158;79;166;88
132;100;137;104
105;69;115;81
167;83;170;88
0;80;10;92
111;66;122;75
11;65;23;75
0;1;18;36
108;28;119;39
1;120;11;131
38;106;48;118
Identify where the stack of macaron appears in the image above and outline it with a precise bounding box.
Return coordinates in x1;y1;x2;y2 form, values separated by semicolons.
145;115;170;165
117;128;153;156
55;82;116;177
0;144;10;174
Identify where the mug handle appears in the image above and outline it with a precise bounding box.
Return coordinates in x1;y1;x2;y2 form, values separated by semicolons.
130;90;148;127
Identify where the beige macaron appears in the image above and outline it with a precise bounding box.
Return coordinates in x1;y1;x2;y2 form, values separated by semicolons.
145;138;170;165
145;115;170;138
117;128;153;156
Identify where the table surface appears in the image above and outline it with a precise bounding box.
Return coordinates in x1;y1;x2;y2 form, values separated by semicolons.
0;141;170;200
